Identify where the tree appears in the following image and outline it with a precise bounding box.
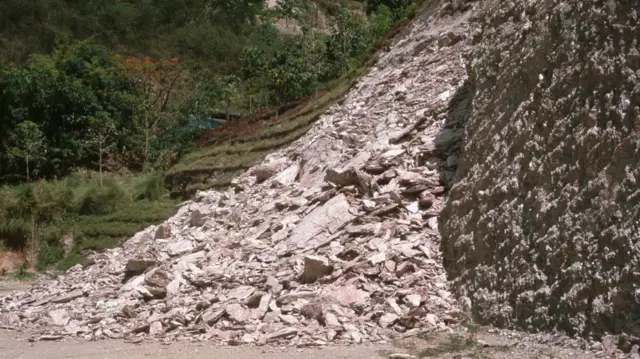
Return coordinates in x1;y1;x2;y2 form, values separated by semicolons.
85;112;117;187
117;55;186;169
209;0;265;29
8;121;46;181
301;26;328;98
274;0;305;27
220;75;240;120
365;0;411;15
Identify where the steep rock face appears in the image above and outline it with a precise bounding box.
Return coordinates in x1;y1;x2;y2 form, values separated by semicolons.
441;0;640;339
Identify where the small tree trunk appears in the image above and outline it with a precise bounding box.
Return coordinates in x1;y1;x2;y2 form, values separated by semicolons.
144;116;150;170
99;147;103;188
28;214;36;269
25;154;30;182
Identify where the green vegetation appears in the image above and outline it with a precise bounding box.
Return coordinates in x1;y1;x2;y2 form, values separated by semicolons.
0;0;420;271
0;172;177;270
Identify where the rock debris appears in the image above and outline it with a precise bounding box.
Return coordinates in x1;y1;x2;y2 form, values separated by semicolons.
0;3;474;346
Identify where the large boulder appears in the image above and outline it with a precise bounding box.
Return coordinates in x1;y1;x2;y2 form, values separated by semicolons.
440;0;640;341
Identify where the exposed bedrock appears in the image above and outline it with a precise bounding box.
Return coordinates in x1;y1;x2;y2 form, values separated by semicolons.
440;0;640;343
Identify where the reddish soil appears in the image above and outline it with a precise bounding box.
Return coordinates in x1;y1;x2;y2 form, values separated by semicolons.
0;249;26;274
194;89;329;148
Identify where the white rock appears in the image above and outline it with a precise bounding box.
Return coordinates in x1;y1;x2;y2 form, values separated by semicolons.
406;294;422;308
379;313;399;328
149;321;163;335
48;309;70;326
167;240;194;256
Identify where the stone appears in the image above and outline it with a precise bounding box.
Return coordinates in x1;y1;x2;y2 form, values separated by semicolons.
48;309;70;326
333;285;369;309
228;286;256;302
368;252;387;265
325;167;359;186
144;268;173;298
386;298;404;316
301;255;333;283
287;194;355;248
253;162;285;183
225;303;250;323
189;210;206;227
50;290;85;304
379;313;399;328
406;294;422;308
167;240;194;256
125;259;156;274
388;354;417;359
155;224;172;239
255;294;272;319
426;314;438;326
149;321;163;335
301;301;323;322
202;308;225;325
271;163;300;187
266;328;298;341
279;314;298;324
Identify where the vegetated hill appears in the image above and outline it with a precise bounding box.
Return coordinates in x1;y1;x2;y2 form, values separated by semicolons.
0;0;420;272
440;0;640;347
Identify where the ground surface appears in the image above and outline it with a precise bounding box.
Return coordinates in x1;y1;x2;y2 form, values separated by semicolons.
0;279;614;359
0;323;613;359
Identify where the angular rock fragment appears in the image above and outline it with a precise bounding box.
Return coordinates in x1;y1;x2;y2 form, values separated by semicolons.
379;313;398;328
155;224;171;239
301;255;333;283
51;290;85;304
149;321;163;335
143;268;173;298
287;194;355;248
48;309;70;326
125;259;156;274
167;240;193;256
189;210;206;227
266;327;298;341
202;307;225;325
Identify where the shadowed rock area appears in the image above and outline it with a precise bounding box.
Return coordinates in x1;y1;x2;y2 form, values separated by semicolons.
440;0;640;344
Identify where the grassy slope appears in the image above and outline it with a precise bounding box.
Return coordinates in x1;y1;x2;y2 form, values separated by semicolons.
165;71;365;198
164;8;418;198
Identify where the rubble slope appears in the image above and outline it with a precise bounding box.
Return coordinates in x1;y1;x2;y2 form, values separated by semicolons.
440;0;640;341
1;1;475;345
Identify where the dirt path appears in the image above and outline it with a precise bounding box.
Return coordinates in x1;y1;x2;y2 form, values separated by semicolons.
0;279;29;297
0;330;389;359
0;327;613;359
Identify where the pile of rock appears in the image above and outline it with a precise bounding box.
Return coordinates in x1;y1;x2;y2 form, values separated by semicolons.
0;2;473;346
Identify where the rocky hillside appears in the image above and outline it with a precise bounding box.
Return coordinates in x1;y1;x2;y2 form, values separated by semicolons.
0;0;475;345
441;0;640;345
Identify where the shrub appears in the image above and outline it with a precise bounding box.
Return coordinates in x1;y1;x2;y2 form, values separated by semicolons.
74;177;130;215
134;172;167;201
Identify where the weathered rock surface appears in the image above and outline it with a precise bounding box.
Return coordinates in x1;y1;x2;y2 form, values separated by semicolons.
440;0;640;342
0;1;473;346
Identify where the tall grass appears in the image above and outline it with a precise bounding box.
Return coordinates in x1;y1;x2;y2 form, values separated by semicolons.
0;171;177;271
